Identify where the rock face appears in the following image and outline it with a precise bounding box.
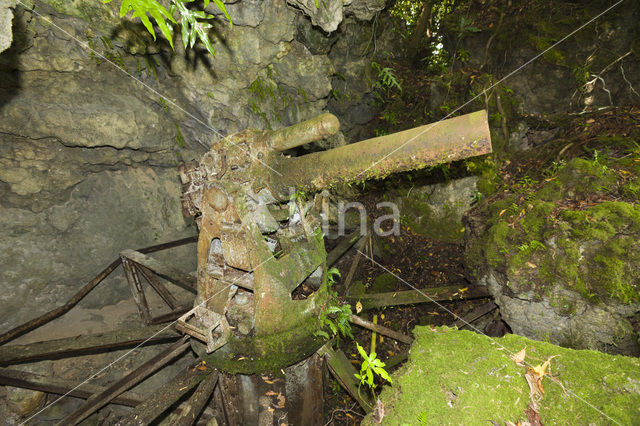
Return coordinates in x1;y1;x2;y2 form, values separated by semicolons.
0;0;397;331
396;176;479;242
445;2;640;114
465;157;640;356
0;0;16;53
286;0;386;33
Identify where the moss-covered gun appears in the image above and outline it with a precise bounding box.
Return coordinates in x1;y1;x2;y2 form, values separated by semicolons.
176;111;491;374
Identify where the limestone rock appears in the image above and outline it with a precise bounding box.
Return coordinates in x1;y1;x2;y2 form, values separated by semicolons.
344;0;386;21
397;176;479;242
0;0;17;53
464;158;640;356
286;0;343;33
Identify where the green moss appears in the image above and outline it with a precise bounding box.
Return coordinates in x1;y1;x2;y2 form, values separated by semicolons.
370;273;399;293
402;199;465;242
557;158;618;199
467;151;640;303
521;201;555;236
364;326;640;425
621;178;640;199
466;156;501;196
484;221;516;267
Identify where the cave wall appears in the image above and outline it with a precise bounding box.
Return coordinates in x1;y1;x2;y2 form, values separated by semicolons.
443;0;640;115
0;0;398;331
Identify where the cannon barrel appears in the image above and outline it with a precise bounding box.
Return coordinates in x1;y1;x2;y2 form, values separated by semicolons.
269;110;492;196
266;112;340;152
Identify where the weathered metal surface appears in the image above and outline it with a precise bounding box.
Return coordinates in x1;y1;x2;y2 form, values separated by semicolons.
59;336;191;425
113;362;217;426
0;368;145;407
174;370;220;426
266;112;340;152
346;285;491;310
122;258;152;324
270;110;491;196
318;343;374;413
348;314;413;344
120;249;197;294
0;325;180;365
176;110;492;374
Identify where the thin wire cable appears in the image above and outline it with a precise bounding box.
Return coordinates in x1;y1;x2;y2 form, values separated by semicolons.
20;253;274;425
356;249;623;425
354;0;626;181
15;0;283;177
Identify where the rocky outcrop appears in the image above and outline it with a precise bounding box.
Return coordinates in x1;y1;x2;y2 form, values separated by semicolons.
0;0;16;53
0;1;397;331
286;0;386;33
443;1;640;115
464;156;640;356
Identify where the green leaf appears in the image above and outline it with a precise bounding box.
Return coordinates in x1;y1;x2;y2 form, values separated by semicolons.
212;0;233;28
366;368;374;385
356;343;368;360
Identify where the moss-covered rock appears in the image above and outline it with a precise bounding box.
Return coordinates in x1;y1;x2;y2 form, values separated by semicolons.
363;326;640;425
397;176;479;242
464;154;640;355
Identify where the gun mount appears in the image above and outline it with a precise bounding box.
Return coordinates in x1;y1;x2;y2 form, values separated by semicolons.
176;111;491;373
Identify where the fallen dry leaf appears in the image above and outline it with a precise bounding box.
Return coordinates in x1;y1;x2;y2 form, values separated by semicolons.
265;390;277;396
276;393;286;408
524;370;542;411
511;348;526;366
356;300;363;314
526;262;537;268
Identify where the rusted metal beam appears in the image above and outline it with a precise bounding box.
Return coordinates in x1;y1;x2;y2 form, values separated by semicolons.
114;363;216;425
344;234;368;294
0;324;180;365
58;336;191;426
318;343;374;413
454;301;498;329
0;367;145;407
122;258;152;324
149;305;192;325
0;259;120;346
174;370;220;426
137;264;180;310
0;236;196;346
137;236;197;254
349;315;413;345
326;229;361;267
120;249;197;294
346;285;491;310
270;110;491;195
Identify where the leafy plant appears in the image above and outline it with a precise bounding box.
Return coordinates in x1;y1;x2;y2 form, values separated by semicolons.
104;0;232;57
354;342;392;392
457;16;480;37
518;240;546;255
470;190;483;204
315;268;354;340
372;62;402;93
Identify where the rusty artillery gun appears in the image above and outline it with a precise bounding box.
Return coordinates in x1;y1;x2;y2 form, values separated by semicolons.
176;111;491;374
